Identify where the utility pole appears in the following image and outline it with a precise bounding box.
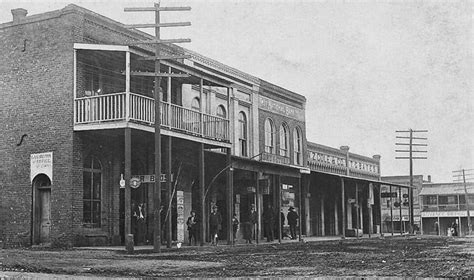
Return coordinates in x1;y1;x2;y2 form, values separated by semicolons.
453;168;473;236
124;2;191;253
395;129;427;234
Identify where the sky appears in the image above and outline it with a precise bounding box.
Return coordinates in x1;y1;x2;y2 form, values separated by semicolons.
1;0;472;183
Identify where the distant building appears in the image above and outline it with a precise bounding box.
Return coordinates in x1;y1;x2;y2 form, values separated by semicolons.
381;175;427;233
419;182;474;236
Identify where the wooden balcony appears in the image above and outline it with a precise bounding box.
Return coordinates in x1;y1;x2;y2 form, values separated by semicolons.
74;92;230;143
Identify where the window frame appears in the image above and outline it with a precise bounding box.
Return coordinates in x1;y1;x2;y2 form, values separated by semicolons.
238;111;248;157
264;118;275;154
279;123;289;157
83;156;102;228
293;126;303;165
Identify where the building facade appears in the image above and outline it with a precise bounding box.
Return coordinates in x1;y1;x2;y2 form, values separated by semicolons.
419;182;474;236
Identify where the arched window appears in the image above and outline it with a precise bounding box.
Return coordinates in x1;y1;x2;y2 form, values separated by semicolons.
191;97;200;111
83;156;102;228
216;105;226;118
293;126;303;165
279;123;289;157
239;112;248;157
264;118;275;153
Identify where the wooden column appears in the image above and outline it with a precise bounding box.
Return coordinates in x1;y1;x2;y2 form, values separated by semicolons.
390;185;394;236
226;148;233;245
277;175;282;243
256;171;260;244
166;136;172;248
298;175;303;241
399;186;403;235
320;196;325;236
341;178;345;238
355;182;360;239
124;128;132;252
199;143;205;246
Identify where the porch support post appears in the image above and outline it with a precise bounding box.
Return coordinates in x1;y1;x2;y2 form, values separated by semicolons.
226;148;233;245
167;66;172;124
355;182;360;239
334;193;339;235
277;175;282;243
378;184;383;236
390;185;394;236
125;51;130;122
298;174;303;241
199;143;205;246
124;128;133;253
399;186;403;235
320;195;325;236
166;136;172;248
341;178;346;238
368;183;373;238
256;171;260;244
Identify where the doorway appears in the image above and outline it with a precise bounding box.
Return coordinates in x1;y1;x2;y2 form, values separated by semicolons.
32;174;52;244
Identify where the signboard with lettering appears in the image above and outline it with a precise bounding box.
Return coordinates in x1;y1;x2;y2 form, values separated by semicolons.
176;191;185;242
132;174;172;183
30;152;53;182
259;96;304;122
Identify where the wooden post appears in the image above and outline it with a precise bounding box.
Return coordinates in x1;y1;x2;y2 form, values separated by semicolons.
277;175;282;243
124;128;133;253
298;175;303;241
390;185;394;236
341;178;345;238
199;143;205;246
399;186;403;235
226;148;233;245
166;136;172;248
355;182;360;239
256;172;260;244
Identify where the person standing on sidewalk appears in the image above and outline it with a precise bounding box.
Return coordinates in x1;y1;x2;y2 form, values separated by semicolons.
287;206;299;240
186;210;198;246
263;204;274;242
209;205;222;245
248;204;258;244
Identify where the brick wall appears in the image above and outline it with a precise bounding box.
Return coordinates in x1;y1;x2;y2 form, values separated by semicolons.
0;12;83;246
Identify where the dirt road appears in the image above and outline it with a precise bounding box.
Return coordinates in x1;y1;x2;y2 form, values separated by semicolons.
0;235;472;278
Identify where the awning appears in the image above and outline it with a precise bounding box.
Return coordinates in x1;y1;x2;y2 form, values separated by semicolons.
311;170;414;189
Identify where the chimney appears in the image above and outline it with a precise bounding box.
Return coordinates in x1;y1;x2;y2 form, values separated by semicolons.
11;8;27;24
427;175;431;182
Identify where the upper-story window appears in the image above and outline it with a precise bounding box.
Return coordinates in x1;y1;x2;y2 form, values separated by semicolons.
83;156;102;228
279;123;289;157
264;118;275;153
239;112;248;157
191;97;200;111
293;126;303;165
217;105;227;118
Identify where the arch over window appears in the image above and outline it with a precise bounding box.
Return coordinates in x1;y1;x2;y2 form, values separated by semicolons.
264;118;275;153
279;123;289;157
293;126;303;165
239;111;248;157
191;97;200;111
83;156;102;228
216;105;227;118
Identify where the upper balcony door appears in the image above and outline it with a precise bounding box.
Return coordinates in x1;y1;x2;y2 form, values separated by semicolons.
73;44;231;148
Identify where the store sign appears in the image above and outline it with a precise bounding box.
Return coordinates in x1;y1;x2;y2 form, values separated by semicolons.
381;192;398;198
421;211;468;218
132;174;172;183
259;96;304;122
176;191;185;242
130;177;141;189
30;152;53;182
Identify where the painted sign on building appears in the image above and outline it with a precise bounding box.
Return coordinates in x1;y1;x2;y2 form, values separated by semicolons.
259;95;304;122
30;152;53;182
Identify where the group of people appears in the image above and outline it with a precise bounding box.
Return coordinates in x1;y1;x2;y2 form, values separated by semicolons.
186;203;299;246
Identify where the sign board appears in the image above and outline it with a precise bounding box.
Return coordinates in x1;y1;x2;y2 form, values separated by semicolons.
30;152;53;182
176;191;185;242
132;174;172;183
381;192;398;198
348;198;356;204
421;211;468;218
130;177;141;189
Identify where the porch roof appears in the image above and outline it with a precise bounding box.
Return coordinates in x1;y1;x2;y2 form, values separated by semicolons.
311;170;414;189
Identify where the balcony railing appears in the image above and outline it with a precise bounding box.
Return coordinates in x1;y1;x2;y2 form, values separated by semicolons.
74;92;229;142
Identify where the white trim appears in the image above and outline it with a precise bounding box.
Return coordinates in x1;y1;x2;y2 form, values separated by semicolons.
73;43;130;52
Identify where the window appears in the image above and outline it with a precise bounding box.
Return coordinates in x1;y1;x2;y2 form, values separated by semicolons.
293;126;303;165
83;156;102;227
216;105;226;118
191;97;200;111
239;112;248;157
264;118;274;153
279;123;289;157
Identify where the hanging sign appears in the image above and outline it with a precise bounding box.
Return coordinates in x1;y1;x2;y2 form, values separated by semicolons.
30;152;53;182
132;174;172;183
130;177;141;188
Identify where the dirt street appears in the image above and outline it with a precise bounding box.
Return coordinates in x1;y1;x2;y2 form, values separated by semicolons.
0;236;472;278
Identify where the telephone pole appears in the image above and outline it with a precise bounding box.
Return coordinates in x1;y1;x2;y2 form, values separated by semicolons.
453;168;473;236
124;2;191;253
395;129;428;234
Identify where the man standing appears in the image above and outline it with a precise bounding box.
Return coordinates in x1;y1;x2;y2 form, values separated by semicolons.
209;205;222;245
186;210;198;246
287;206;299;240
263;204;274;242
248;204;258;243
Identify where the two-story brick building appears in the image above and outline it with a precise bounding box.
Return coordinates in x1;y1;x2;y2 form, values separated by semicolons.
0;4;308;247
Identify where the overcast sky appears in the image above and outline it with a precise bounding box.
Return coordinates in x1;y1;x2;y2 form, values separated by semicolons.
1;0;472;183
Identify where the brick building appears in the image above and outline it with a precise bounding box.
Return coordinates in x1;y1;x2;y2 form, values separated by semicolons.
0;4;408;247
